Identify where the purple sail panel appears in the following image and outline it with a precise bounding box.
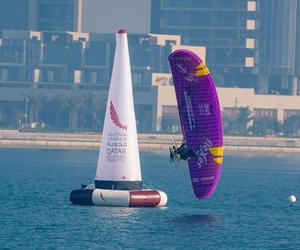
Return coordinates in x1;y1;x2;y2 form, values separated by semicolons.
168;50;223;199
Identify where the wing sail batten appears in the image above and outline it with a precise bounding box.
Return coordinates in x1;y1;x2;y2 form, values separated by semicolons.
168;49;223;199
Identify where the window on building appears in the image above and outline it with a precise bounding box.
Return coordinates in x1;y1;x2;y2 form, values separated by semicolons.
253;109;277;119
246;20;256;30
246;38;255;49
165;39;177;46
248;1;257;11
284;110;300;119
47;70;54;82
135;105;152;132
162;105;178;116
73;70;80;84
34;69;40;83
245;57;254;67
0;0;28;30
38;2;74;31
162;105;180;133
99;71;105;84
26;70;34;82
218;12;240;28
223;108;239;118
43;68;67;83
27;40;41;67
132;72;143;85
85;42;107;66
44;43;67;64
0;39;24;63
0;69;8;81
89;71;98;84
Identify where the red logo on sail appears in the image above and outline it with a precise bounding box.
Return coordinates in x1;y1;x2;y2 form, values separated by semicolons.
110;101;127;131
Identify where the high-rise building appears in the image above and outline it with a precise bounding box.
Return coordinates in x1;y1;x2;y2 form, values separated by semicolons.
37;0;82;32
0;0;82;32
257;0;299;95
151;0;300;95
0;0;30;31
151;0;257;88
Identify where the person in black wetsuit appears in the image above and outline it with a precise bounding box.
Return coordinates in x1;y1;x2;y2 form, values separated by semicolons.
170;142;196;161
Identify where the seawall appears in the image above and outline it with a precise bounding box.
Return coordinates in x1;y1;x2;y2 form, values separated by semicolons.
0;130;300;154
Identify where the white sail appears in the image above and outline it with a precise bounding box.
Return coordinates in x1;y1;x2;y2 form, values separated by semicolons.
95;29;142;190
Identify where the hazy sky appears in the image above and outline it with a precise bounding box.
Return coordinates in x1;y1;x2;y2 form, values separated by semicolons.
82;0;151;34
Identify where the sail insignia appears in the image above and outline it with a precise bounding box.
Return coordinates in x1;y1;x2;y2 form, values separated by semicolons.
110;101;127;131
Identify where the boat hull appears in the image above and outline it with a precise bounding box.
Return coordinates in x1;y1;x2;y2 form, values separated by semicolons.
70;188;167;207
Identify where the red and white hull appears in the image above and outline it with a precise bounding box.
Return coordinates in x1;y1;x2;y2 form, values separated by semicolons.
70;188;167;207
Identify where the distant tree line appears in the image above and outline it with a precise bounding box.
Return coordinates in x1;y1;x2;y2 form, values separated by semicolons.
222;107;300;137
0;92;107;132
1;98;300;137
0;92;153;133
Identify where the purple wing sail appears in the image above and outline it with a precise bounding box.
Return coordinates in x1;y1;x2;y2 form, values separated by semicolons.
168;50;223;199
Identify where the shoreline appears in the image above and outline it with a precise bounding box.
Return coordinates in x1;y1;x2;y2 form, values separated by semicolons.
0;130;300;155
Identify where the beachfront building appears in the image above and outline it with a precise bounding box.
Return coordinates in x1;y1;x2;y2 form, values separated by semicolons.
0;30;182;132
151;0;300;96
0;30;300;134
153;79;300;134
0;29;204;132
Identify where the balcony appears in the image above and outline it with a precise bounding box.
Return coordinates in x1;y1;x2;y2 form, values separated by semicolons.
0;80;32;88
38;81;73;90
160;1;247;12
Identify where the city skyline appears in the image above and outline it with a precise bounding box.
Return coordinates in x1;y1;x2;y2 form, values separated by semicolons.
0;0;299;136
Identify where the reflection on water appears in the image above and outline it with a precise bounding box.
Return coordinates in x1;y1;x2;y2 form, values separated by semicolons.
92;206;141;220
173;214;219;226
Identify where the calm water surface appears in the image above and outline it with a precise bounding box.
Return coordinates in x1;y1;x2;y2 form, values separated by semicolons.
0;149;299;249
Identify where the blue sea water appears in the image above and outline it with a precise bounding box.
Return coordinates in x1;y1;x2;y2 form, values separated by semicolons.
0;148;299;250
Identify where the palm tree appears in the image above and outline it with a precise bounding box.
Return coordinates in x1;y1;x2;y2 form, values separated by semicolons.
250;117;282;136
0;106;7;127
45;95;69;130
2;101;23;128
66;95;84;131
141;108;153;132
26;91;47;123
283;115;300;137
222;113;235;135
222;107;252;135
79;92;106;131
236;107;252;135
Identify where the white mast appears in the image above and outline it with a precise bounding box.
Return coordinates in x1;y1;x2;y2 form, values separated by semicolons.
95;29;142;190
